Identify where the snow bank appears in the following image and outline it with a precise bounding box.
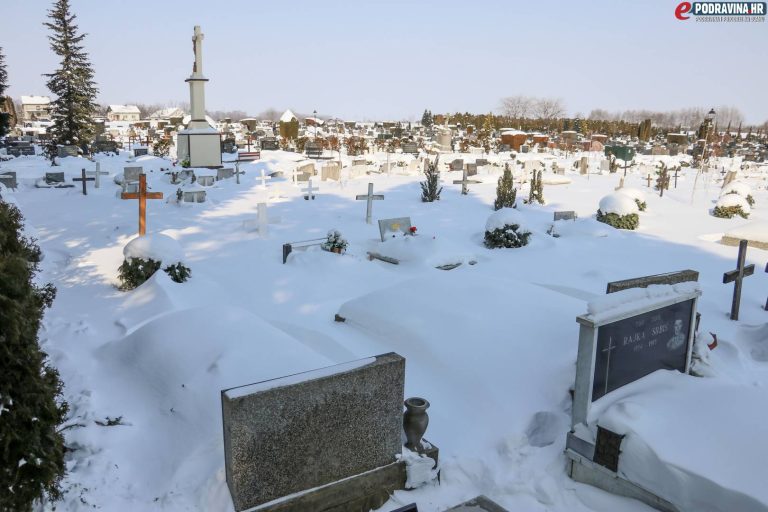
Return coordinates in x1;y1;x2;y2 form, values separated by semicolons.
123;233;184;263
723;221;768;244
485;208;530;231
89;304;332;508
616;187;646;202
585;282;699;323
371;234;477;268
541;173;572;185
599;193;639;216
721;181;751;198
715;194;751;213
595;371;768;512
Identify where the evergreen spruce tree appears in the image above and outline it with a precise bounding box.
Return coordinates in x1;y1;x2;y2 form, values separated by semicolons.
527;170;545;205
421;109;433;129
0;200;67;511
420;156;442;202
44;0;99;162
493;164;517;210
0;47;10;137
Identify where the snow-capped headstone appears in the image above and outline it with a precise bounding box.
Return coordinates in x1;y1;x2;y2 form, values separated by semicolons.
378;217;413;242
567;282;701;510
221;353;407;512
216;167;234;180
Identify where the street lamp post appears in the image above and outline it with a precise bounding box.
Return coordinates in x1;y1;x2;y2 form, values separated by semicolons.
313;109;317;140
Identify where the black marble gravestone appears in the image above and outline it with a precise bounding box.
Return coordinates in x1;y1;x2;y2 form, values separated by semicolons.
591;299;694;401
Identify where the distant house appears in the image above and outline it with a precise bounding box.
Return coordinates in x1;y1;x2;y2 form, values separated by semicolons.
20;95;52;122
149;107;185;123
106;105;141;122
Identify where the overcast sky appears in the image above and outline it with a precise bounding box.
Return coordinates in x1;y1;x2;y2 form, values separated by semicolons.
4;0;767;123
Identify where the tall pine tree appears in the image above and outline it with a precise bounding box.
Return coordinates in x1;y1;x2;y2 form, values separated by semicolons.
0;47;10;137
44;0;98;161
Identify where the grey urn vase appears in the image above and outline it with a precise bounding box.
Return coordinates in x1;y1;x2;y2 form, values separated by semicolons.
403;397;430;452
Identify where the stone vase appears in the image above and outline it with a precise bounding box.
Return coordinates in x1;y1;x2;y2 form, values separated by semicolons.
403;397;430;452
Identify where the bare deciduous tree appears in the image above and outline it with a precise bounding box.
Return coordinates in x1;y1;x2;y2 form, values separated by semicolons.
499;95;533;119
533;98;566;120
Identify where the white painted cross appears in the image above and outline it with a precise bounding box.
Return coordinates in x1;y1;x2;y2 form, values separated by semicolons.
453;169;481;195
259;168;269;188
302;179;317;200
89;161;109;188
355;182;384;224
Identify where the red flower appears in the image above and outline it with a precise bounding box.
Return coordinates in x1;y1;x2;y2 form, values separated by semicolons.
410;226;417;234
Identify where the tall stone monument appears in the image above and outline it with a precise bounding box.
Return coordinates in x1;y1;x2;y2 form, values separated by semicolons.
176;26;222;168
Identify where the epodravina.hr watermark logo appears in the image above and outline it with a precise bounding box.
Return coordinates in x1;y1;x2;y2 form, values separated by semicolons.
675;1;766;21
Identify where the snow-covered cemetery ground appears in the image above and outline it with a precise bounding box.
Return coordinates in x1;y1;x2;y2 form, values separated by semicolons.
1;147;767;511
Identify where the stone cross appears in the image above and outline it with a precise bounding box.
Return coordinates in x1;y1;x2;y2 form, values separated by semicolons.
234;165;245;184
72;168;95;195
452;169;481;195
355;182;384;224
121;174;164;236
302;179;317;200
192;25;204;75
90;162;109;188
722;239;755;321
259;168;268;188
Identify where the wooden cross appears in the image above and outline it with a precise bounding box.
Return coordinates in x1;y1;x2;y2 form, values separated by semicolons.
673;168;680;188
646;174;652;188
355;182;384;224
121;174;163;236
453;169;481;195
722;239;755;321
302;179;317;200
72;168;95;195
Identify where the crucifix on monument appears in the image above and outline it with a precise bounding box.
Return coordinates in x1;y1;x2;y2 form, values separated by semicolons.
722;239;755;321
453;169;481;195
355;183;384;224
121;174;164;236
72;168;95;195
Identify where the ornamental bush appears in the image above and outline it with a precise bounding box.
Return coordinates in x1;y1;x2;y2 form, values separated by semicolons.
712;205;749;219
0;200;67;511
635;199;647;212
493;165;516;210
484;224;531;249
596;210;639;230
117;257;191;290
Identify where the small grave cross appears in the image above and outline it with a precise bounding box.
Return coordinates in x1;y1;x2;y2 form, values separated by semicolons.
90;162;109;188
259;168;268;188
355;182;384;224
452;169;481;195
673;168;680;188
234;166;245;184
764;261;768;311
72;168;95;195
121;174;163;236
722;239;755;321
302;179;317;200
646;174;652;188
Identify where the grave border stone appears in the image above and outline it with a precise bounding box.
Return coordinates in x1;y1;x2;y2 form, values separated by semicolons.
606;269;699;294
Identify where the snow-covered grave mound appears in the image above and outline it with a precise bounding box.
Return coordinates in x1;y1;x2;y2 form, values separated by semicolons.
337;273;584;455
721;220;768;249
598;193;639;216
83;294;331;508
123;233;184;263
721;180;751;198
615;187;646;202
368;234;478;268
541;172;572;185
592;370;768;512
715;193;751;213
485;207;530;232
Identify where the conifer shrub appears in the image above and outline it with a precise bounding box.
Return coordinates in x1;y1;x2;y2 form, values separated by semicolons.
484;209;531;249
712;205;749;219
420;156;442;202
596;193;640;230
117;258;191;290
596;210;640;230
493;165;517;210
0;200;67;511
